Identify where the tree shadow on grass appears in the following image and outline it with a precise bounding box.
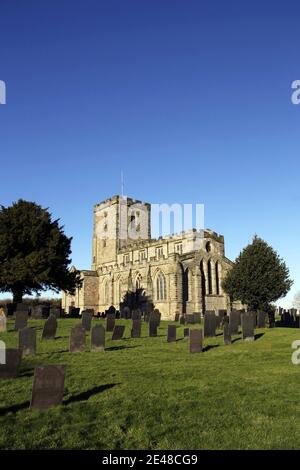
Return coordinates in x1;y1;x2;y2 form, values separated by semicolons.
63;383;121;405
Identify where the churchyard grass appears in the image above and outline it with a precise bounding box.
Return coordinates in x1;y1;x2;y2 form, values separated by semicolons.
0;318;300;450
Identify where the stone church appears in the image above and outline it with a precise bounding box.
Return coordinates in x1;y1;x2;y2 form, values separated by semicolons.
62;195;239;320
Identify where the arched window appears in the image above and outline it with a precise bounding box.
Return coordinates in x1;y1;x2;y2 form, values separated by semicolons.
156;272;167;300
104;281;110;305
207;260;212;295
135;273;142;290
215;261;220;295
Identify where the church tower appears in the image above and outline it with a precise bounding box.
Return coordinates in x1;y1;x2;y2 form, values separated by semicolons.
91;195;151;270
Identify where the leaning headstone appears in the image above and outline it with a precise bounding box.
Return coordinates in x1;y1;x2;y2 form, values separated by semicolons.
82;311;92;332
184;327;190;337
167;325;177;343
229;310;239;335
19;327;36;357
112;325;125;340
149;321;157;337
42;315;57;340
0;349;22;379
0;309;7;333
242;311;255;341
106;314;115;332
70;325;86;352
189;329;203;353
257;311;266;328
30;365;66;410
223;322;231;345
91;324;105;352
15;311;28;331
204;311;216;338
131;320;142;338
174;312;180;322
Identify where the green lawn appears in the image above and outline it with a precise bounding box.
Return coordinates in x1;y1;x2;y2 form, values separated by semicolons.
0;318;300;450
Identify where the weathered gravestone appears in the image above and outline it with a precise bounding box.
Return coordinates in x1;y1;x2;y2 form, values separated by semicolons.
15;311;28;331
30;365;66;410
82;311;92;332
0;309;7;333
123;307;131;319
50;307;61;319
215;315;221;329
242;311;255;341
19;327;36;357
204;311;216;338
179;315;186;325
70;325;86;352
106;314;115;332
189;329;203;353
193;312;201;324
42;315;57;340
144;311;150;323
223;321;231;345
174;312;180;322
184;327;190;337
229;310;239;335
132;309;142;321
91;324;105;352
186;314;195;325
167;325;177;343
153;309;161;326
131;320;142;338
112;325;125;340
268;312;276;328
149;321;157;337
257;310;266;328
0;349;22;379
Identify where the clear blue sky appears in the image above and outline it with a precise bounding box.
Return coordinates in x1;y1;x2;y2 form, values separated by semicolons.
0;1;299;306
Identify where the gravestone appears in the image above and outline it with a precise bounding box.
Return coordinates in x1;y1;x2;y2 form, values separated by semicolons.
153;309;161;326
257;311;266;328
131;319;142;338
91;324;105;352
144;311;150;323
268;312;276;328
223;322;231;345
204;311;216;338
112;325;125;340
50;307;61;318
215;315;221;329
106;314;115;332
15;311;28;331
186;314;195;325
189;329;203;353
174;312;180;322
193;312;201;324
218;309;227;319
132;309;142;321
229;310;239;335
0;349;22;379
30;365;66;410
0;309;7;333
123;307;131;319
82;311;92;332
167;325;177;343
70;325;86;352
19;327;36;357
16;303;29;313
149;321;157;337
42;315;57;340
242;311;255;341
179;315;186;325
184;327;190;337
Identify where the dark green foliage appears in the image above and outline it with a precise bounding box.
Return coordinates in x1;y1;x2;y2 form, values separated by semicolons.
223;235;293;310
120;288;154;313
0;199;81;302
